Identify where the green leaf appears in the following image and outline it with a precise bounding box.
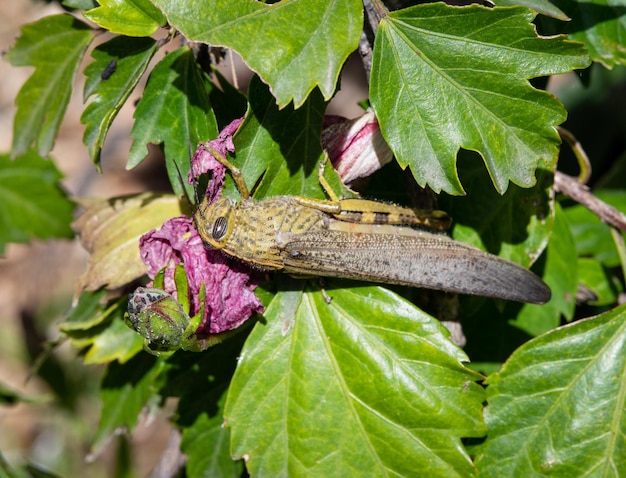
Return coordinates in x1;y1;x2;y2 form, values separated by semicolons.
59;289;136;356
563;190;626;268
93;354;165;455
0;151;74;253
151;0;363;107
168;342;248;477
6;14;92;158
182;412;242;478
127;46;218;196
84;0;166;36
476;303;626;476
509;204;578;336
59;293;142;361
59;289;110;334
84;315;144;364
549;0;626;68
72;193;187;291
578;258;621;306
492;0;569;20
225;283;485;477
440;153;554;268
81;36;157;167
231;76;327;200
63;0;97;9
370;4;590;195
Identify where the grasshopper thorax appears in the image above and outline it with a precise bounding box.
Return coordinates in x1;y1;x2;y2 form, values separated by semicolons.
194;197;236;250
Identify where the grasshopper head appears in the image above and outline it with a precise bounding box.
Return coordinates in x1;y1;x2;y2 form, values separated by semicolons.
194;197;236;250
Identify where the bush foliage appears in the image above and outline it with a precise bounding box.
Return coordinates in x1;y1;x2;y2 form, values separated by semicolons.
3;0;626;476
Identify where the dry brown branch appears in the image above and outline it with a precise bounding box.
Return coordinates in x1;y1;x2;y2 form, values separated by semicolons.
554;171;626;231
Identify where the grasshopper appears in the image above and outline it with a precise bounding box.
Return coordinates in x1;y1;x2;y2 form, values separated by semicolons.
194;148;550;304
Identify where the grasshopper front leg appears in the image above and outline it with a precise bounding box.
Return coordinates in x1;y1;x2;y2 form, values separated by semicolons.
202;143;251;200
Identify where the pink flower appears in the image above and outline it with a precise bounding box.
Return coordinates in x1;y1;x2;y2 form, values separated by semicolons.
322;109;393;185
139;118;263;334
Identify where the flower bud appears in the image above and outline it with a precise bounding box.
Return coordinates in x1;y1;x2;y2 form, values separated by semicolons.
322;110;393;185
126;287;189;353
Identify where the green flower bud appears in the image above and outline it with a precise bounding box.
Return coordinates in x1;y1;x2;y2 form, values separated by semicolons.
126;287;190;353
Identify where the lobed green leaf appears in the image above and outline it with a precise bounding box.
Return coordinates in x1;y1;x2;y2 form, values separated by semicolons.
60;289;112;334
492;0;569;20
84;0;166;36
0;151;74;253
92;354;165;455
577;258;621;306
59;292;143;361
81;36;157;168
6;15;93;159
182;411;242;478
84;315;145;364
127;46;218;196
440;154;554;268
549;0;626;68
232;76;327;201
225;283;485;477
477;303;626;476
563;189;626;269
370;3;590;195
509;204;578;336
151;0;362;107
166;342;248;477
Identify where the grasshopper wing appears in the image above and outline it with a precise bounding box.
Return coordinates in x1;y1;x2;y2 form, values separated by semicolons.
277;228;550;304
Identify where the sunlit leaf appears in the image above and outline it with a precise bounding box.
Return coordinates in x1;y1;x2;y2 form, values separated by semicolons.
493;0;569;20
84;316;144;364
84;0;166;36
6;15;92;158
60;289;110;334
477;304;626;476
226;284;485;477
370;3;590;194
232;76;327;200
127;46;218;196
81;36;157;167
151;0;362;107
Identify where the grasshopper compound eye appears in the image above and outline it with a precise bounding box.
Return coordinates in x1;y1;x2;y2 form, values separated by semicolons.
212;216;228;240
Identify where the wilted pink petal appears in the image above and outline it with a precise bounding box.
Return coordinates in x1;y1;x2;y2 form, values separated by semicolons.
139;216;192;294
321;109;393;185
188;118;244;201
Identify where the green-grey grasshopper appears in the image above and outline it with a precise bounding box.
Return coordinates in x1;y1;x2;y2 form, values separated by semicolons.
194;149;550;304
